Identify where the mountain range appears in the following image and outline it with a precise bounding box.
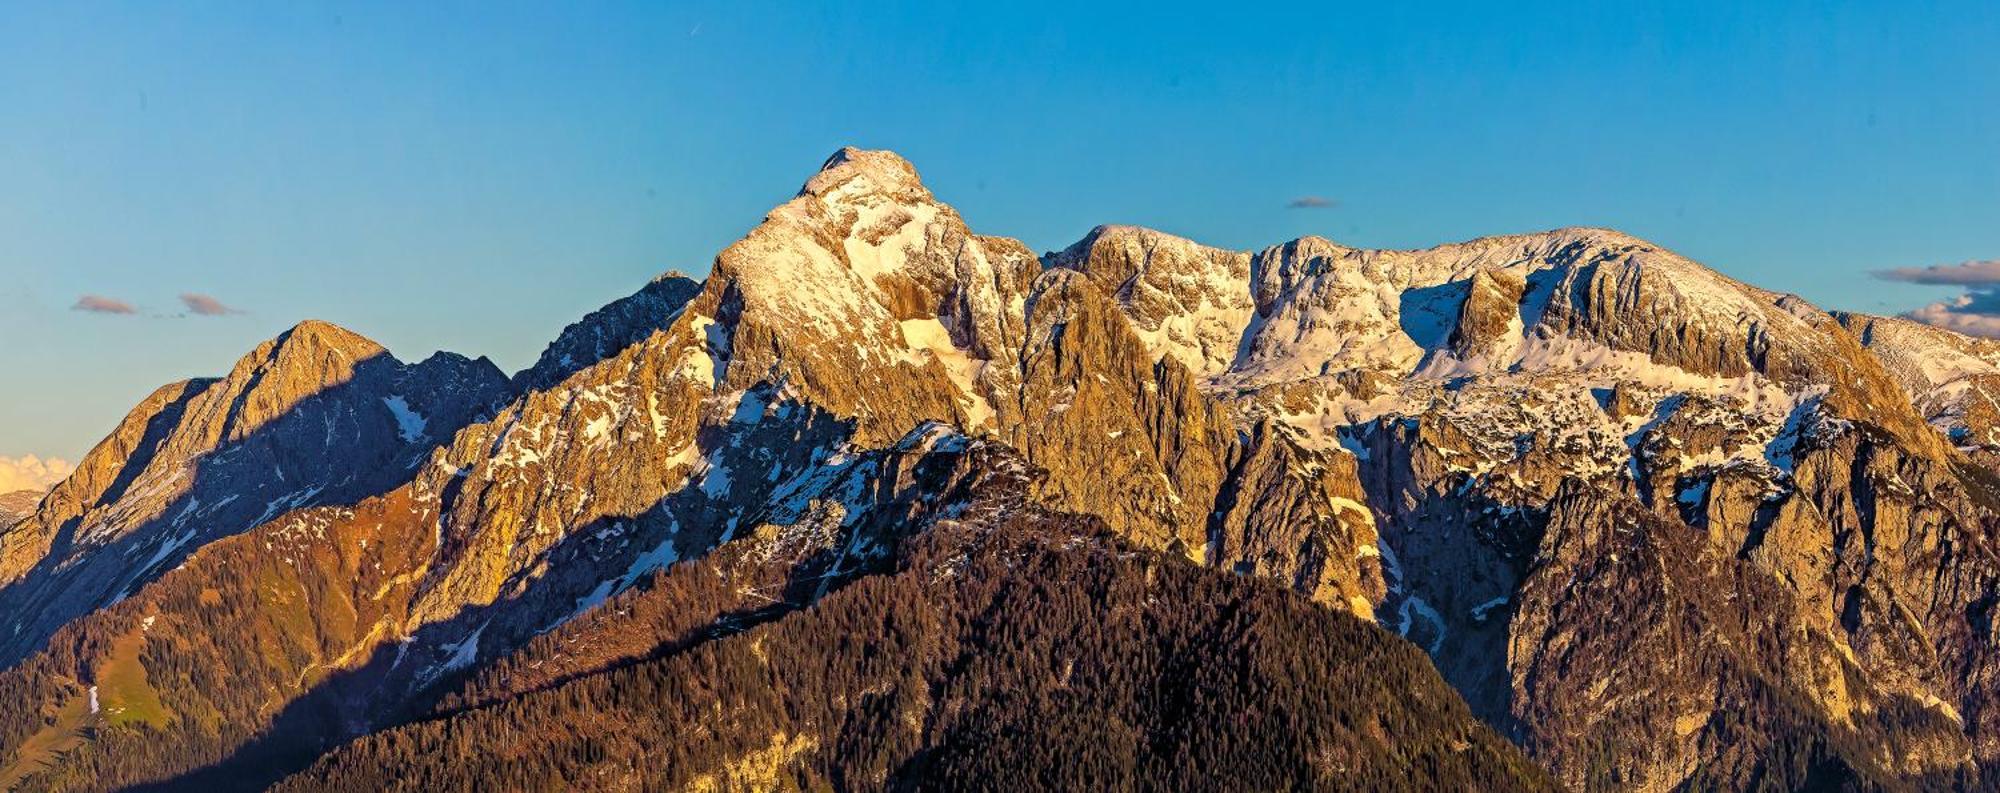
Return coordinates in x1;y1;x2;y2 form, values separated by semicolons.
4;148;1999;791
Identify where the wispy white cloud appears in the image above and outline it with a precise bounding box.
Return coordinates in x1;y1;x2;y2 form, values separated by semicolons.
1874;259;2000;338
1873;259;2000;286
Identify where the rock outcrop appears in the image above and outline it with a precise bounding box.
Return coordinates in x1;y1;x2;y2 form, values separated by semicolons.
0;491;38;529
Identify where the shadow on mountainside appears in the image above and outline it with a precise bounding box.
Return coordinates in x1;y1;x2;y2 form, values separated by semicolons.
82;395;882;790
1397;279;1475;351
510;274;702;394
0;349;506;669
109;429;958;792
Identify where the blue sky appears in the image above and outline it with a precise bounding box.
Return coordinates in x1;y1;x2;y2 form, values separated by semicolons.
2;1;1996;461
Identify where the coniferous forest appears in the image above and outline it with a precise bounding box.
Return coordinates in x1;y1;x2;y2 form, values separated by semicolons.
275;514;1555;792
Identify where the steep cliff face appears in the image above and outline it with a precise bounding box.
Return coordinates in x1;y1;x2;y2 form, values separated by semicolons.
1447;266;1528;365
1042;214;1997;787
1044;224;1256;378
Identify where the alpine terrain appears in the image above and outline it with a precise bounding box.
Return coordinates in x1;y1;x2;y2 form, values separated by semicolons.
0;491;41;532
5;148;2000;791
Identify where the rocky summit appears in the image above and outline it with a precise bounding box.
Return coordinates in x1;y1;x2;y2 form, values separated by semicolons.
4;148;2000;791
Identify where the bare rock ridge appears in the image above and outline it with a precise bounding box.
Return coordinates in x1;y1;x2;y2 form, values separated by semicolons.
4;146;2000;791
1841;311;2000;462
1446;266;1527;364
1044;224;1256;378
512;273;703;393
0;491;39;530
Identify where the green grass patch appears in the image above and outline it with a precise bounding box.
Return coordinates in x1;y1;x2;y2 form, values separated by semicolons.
97;630;171;729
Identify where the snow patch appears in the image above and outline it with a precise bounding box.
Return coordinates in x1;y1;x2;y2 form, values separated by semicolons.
700;461;734;498
439;622;487;674
1469;595;1510;622
899;316;996;430
382;395;428;443
1397;595;1448;655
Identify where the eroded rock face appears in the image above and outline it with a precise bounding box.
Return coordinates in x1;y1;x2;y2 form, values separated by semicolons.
1843;311;2000;467
1494;430;1995;791
0;491;38;530
512;273;703;393
1045;224;1255;378
1009;268;1233;554
1447;267;1527;365
1036;207;2000;787
1207;420;1385;616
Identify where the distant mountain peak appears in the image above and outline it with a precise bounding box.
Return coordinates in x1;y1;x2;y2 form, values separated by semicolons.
0;315;507;662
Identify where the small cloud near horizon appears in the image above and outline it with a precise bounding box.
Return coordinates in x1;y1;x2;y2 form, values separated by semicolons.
179;292;242;316
1872;259;2000;286
1873;259;2000;337
0;454;72;493
72;295;136;315
1287;196;1338;209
